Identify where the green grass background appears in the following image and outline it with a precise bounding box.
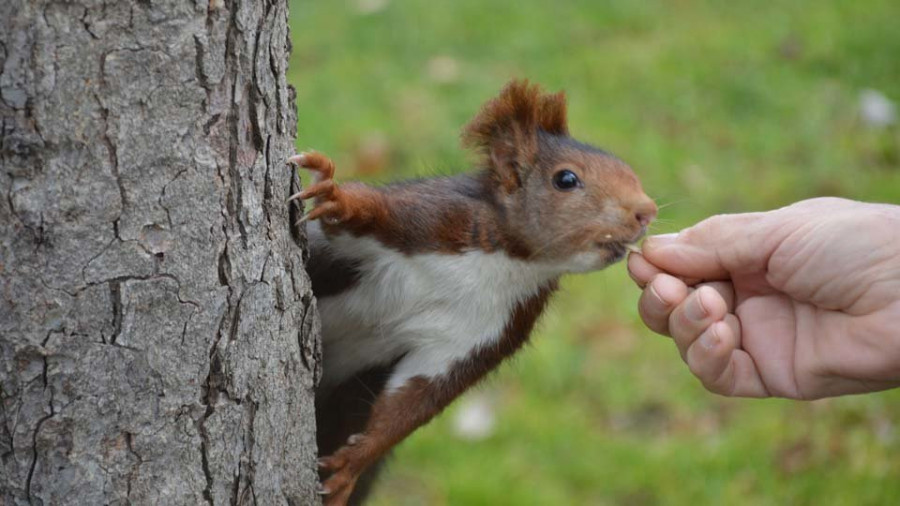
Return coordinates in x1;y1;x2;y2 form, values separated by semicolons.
287;1;900;504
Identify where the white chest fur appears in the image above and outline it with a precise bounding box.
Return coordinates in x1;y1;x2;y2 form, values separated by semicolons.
315;229;559;391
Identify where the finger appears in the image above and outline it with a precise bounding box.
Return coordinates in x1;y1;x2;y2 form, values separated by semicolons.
641;212;784;281
685;315;741;382
629;249;703;287
627;252;663;288
702;281;735;313
719;350;770;398
721;313;741;350
638;274;689;336
685;319;769;398
685;320;734;388
668;285;729;358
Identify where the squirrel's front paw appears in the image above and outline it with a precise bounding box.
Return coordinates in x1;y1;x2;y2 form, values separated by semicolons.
288;151;346;224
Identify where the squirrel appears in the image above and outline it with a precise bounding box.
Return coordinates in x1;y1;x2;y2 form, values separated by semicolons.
290;79;657;506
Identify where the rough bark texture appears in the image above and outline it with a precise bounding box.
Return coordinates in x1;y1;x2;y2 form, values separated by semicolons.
0;0;321;504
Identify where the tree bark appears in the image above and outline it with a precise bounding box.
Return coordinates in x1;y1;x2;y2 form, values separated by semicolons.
0;1;321;504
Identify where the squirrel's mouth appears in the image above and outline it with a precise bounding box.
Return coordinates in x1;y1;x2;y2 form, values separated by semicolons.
595;228;646;258
597;241;627;257
594;241;633;263
595;235;643;261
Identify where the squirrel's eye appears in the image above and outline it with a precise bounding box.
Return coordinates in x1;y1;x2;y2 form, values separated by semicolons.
552;169;581;191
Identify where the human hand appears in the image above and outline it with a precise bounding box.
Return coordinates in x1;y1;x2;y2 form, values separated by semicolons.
628;198;900;399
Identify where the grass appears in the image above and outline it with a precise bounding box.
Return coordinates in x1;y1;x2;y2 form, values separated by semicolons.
287;1;900;504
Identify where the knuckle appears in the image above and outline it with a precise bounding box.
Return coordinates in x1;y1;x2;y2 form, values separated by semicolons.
697;214;729;237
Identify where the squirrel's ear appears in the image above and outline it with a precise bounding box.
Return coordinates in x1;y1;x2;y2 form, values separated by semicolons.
462;79;569;192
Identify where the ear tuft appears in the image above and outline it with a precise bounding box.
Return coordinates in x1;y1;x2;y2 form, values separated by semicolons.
461;79;569;153
537;91;568;136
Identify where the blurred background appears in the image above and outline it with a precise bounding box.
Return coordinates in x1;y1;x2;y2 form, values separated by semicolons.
287;1;900;504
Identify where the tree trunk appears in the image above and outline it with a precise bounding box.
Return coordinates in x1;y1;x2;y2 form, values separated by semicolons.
0;0;321;504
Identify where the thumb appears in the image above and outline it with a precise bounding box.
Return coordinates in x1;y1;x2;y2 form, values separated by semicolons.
641;212;785;281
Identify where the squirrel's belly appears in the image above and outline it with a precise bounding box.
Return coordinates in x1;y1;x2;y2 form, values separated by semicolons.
314;234;557;390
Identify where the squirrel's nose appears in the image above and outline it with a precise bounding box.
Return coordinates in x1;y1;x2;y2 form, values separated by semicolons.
631;195;657;227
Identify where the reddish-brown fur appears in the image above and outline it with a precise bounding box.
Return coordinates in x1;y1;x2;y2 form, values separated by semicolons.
294;79;657;505
296;157;533;258
462;80;569;172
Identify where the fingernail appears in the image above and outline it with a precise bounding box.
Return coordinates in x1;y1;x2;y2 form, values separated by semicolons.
645;233;678;249
684;291;708;322
699;325;719;350
648;283;669;307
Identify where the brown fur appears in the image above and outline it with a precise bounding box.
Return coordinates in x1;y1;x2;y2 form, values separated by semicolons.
461;80;567;193
305;167;534;258
462;79;569;155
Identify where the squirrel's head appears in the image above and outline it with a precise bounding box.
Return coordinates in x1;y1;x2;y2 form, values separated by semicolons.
462;79;657;272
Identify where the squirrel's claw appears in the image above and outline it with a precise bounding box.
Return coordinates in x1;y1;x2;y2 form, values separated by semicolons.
288;151;335;181
306;201;342;223
288;179;335;203
287;153;307;166
287;151;345;225
319;468;356;506
318;442;371;506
